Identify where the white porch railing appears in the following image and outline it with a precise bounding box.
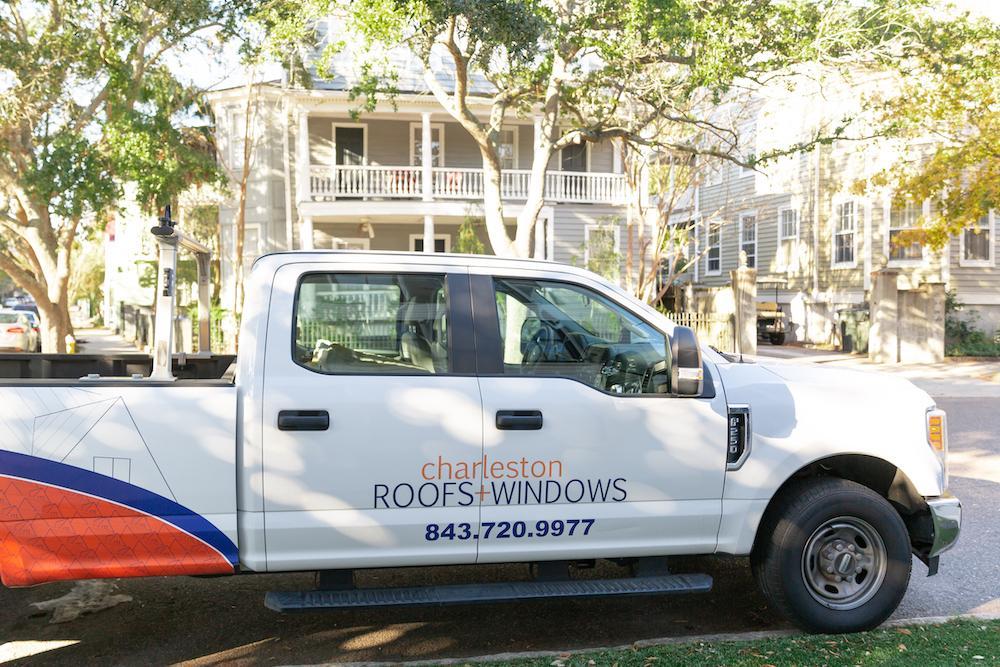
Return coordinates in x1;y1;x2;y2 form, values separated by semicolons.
310;165;423;200
308;165;626;204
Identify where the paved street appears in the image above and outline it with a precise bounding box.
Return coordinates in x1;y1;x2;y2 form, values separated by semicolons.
0;356;997;665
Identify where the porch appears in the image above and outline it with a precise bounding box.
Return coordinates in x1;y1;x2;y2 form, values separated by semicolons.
307;165;626;205
294;109;629;208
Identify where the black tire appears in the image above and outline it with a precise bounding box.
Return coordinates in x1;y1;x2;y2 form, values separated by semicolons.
769;333;786;345
751;477;911;633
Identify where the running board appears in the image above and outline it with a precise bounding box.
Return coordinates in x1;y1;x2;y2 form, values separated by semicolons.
265;573;712;612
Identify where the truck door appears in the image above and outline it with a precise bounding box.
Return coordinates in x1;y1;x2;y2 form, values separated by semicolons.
471;271;729;564
260;263;482;570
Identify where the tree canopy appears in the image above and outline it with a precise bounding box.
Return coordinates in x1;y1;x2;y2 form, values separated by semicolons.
254;0;938;261
868;10;1000;249
0;0;254;349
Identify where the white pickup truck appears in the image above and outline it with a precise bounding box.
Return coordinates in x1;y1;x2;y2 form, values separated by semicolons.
0;250;960;634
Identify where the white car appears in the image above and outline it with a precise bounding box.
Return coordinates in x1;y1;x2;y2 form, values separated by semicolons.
0;310;37;352
0;251;960;635
15;310;42;352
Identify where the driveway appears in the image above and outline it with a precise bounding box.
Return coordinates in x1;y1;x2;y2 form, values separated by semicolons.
0;367;996;665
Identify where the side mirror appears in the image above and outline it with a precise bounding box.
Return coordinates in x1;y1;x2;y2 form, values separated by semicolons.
671;325;703;397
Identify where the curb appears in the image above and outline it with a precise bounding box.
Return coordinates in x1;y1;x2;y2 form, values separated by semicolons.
294;611;1000;667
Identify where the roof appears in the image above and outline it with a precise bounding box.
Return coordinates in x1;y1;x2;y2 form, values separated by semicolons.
307;21;495;96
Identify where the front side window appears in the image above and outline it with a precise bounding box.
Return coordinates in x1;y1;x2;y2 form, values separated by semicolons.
740;214;757;268
294;273;448;374
706;222;721;273
888;202;923;261
834;201;856;265
493;278;670;395
963;215;992;264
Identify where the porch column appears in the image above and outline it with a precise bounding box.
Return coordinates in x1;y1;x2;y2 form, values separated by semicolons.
423;214;435;253
301;216;314;250
421;112;433;201
296;110;310;206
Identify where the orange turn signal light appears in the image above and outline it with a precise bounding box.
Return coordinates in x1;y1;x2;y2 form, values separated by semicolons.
927;414;945;452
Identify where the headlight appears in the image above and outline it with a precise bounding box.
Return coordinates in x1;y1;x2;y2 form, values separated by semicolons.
926;408;948;490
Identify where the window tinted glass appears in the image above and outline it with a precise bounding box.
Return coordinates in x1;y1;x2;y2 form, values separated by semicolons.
294;273;448;374
493;278;669;394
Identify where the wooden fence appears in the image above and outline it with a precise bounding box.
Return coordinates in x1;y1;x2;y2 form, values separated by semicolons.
665;311;736;353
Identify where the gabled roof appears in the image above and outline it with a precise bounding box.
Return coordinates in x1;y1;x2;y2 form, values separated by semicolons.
308;20;496;96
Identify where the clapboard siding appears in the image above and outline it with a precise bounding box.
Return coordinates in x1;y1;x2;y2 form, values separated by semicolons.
551;204;623;266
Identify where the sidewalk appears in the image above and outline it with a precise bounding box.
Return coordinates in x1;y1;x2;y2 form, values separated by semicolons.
754;345;1000;398
75;328;142;355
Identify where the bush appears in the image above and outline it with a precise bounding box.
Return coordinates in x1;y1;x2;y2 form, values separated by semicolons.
945;291;1000;356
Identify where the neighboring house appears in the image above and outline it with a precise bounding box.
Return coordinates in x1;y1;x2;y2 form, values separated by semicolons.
675;87;999;347
205;27;629;308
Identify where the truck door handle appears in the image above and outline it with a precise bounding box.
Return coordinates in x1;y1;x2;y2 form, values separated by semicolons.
277;410;330;431
496;410;543;430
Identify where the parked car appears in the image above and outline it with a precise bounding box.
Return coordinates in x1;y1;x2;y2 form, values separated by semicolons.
0;310;37;352
0;251;960;635
17;311;42;352
756;301;787;345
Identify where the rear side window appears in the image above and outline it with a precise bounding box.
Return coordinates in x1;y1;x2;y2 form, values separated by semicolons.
293;273;449;374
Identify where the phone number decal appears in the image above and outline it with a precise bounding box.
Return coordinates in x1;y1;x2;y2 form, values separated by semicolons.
425;519;595;541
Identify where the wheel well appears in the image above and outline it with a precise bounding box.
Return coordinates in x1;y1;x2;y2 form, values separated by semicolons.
754;454;929;553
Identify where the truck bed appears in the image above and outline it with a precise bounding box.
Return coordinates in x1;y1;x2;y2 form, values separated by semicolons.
0;377;238;586
0;353;236;381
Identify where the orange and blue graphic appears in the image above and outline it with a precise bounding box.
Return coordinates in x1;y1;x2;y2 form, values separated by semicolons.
0;450;237;587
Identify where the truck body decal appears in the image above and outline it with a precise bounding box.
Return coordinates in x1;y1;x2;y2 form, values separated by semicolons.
0;450;237;587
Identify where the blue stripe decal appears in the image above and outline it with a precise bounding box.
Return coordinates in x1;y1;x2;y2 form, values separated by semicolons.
0;450;238;566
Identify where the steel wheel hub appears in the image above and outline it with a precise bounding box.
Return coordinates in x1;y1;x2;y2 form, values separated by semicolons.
801;516;888;610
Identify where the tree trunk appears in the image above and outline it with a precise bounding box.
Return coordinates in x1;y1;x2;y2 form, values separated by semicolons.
478;148;517;257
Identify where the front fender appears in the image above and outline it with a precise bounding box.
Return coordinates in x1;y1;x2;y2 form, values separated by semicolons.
713;361;944;555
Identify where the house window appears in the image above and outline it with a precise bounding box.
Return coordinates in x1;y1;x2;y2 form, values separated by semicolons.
230;111;248;168
498;128;518;170
409;234;451;253
738;119;756;176
961;213;994;266
705;222;721;274
560;142;588;172
739;214;757;268
241;225;261;273
778;208;799;270
410;123;444;167
888;201;923;262
833;201;857;266
331;237;371;250
583;224;620;279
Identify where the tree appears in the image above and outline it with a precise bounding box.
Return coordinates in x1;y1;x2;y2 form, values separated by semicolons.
257;0;930;260
867;11;1000;249
222;77;263;322
0;1;252;351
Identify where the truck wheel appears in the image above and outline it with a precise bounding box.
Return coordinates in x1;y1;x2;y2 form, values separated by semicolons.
769;333;785;345
751;478;911;633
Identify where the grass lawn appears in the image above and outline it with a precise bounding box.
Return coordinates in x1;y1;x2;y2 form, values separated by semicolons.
487;619;1000;667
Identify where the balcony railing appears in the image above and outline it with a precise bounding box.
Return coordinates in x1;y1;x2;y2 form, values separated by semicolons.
308;165;626;205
